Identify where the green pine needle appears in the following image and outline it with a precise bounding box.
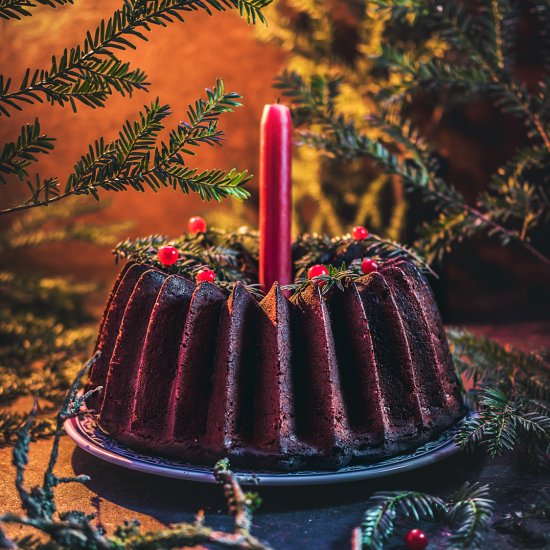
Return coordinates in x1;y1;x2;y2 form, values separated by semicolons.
0;0;73;21
0;119;55;185
1;81;251;214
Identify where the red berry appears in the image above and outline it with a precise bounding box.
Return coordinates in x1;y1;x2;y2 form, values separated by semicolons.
352;226;369;240
361;258;378;275
158;246;178;266
307;264;329;287
405;529;428;550
188;216;207;234
196;268;216;283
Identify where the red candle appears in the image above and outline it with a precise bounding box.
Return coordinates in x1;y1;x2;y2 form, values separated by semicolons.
259;104;292;291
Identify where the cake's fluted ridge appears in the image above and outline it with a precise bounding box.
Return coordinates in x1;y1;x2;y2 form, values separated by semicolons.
91;261;465;470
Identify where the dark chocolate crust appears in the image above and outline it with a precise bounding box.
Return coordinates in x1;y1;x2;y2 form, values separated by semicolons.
89;261;465;471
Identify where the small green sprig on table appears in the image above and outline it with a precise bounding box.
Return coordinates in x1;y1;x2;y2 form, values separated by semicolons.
353;483;494;550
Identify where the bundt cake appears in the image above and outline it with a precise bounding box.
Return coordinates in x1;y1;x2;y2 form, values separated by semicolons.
87;248;465;471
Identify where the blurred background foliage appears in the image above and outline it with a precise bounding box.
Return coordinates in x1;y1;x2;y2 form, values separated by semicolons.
254;0;550;321
0;198;129;444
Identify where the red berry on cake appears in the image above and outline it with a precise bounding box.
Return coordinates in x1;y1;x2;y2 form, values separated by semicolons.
307;264;329;284
404;529;428;550
188;216;207;234
361;258;378;275
352;225;369;240
157;246;179;266
196;268;216;283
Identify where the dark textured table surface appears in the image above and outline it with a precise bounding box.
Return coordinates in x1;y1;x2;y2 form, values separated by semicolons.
1;322;549;549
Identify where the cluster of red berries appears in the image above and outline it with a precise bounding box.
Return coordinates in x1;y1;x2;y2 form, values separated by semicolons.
157;217;215;283
307;226;378;284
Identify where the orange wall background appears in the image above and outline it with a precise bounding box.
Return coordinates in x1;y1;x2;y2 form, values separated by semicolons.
0;1;285;292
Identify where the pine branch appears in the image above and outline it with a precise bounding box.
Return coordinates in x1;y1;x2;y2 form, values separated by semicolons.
447;327;549;393
0;82;251;215
112;227;429;301
449;329;550;466
113;227;259;285
455;389;519;456
0;0;72;21
371;0;550;150
0;0;271;116
283;262;360;300
276;70;550;265
360;490;446;549
293;231;433;277
0;119;55;184
357;483;493;549
446;483;494;549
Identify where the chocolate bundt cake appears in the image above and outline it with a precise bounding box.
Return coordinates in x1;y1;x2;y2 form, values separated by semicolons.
87;253;465;471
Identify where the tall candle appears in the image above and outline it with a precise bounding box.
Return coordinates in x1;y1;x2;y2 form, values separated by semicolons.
259;104;292;291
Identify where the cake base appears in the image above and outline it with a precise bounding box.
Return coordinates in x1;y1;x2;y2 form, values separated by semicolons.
65;410;474;486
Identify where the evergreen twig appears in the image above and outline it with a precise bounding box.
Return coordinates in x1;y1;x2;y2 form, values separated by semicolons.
274;0;550;266
0;0;72;21
0;0;271;116
355;483;493;550
112;226;432;298
0;81;251;215
448;328;550;469
0;119;55;185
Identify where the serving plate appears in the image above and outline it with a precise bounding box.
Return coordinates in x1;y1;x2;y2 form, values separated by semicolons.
65;412;473;486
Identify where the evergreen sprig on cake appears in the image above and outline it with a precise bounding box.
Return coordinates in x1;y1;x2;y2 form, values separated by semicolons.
113;220;433;296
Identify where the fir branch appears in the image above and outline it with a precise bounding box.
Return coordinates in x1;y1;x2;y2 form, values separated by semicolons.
446;483;494;549
0;0;72;21
448;327;549;393
113;227;431;296
449;329;550;466
283;262;360;300
356;483;493;549
292;231;434;278
455;389;519;456
0;119;55;184
371;0;550;149
0;0;271;116
113;228;259;285
0;83;251;215
277;70;550;265
359;490;446;549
